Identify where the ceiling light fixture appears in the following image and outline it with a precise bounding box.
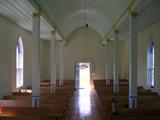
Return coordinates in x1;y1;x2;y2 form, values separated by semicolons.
86;24;88;28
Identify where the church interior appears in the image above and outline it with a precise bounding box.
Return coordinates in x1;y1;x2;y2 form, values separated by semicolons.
0;0;160;119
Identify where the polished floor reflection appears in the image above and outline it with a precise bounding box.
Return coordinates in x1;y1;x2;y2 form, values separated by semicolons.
65;89;106;120
78;89;91;115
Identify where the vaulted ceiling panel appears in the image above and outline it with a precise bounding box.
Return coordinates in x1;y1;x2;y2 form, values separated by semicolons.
0;0;57;40
118;0;160;37
31;0;132;40
0;0;160;42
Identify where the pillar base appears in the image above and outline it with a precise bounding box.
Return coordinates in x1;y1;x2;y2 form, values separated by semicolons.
129;96;137;109
59;80;64;86
113;84;119;94
50;84;56;94
106;79;111;86
32;96;40;108
112;98;119;115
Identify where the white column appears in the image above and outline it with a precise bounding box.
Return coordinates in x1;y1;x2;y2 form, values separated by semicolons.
31;12;40;108
106;40;112;85
50;31;56;93
113;30;120;94
59;41;64;86
129;12;138;109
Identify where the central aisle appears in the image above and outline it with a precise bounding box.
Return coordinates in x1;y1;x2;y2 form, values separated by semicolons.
64;89;106;120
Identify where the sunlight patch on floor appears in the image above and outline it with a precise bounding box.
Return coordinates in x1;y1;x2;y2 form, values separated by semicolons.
78;89;91;116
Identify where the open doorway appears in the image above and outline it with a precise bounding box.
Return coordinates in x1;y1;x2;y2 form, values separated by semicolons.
75;62;90;89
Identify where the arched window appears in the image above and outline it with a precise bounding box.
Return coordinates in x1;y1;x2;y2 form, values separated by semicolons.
16;37;24;88
147;41;155;89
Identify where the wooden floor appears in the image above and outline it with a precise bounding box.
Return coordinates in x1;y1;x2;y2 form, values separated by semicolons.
1;80;160;120
64;89;106;120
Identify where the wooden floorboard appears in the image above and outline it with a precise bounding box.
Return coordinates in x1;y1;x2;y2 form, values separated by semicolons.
64;89;107;120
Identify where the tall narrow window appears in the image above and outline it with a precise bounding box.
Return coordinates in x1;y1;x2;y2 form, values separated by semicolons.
16;37;24;88
147;41;155;89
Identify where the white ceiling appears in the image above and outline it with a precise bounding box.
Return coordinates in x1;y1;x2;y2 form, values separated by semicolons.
119;0;160;33
0;0;62;40
0;0;160;42
29;0;132;40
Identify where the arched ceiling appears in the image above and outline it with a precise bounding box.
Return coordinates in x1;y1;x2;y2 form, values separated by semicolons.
0;0;62;40
30;0;132;40
0;0;160;42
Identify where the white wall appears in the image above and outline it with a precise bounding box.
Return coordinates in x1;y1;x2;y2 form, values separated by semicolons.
119;40;129;79
105;41;114;80
61;27;106;80
39;27;130;81
118;20;160;94
40;40;50;80
137;21;160;94
0;15;48;98
105;39;129;80
1;11;160;97
0;15;33;98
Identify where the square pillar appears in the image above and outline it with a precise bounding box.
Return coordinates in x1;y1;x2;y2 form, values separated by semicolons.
50;31;57;93
31;12;41;108
129;12;138;109
113;30;120;94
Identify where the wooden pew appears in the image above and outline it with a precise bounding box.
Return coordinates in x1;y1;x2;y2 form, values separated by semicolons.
0;107;48;120
40;80;75;87
111;108;160;120
0;100;32;107
94;79;160;120
0;116;40;120
0;99;67;120
94;79;129;87
1;80;75;120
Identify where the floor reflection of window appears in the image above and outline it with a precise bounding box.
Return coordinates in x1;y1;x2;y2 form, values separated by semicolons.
16;37;24;88
78;89;91;115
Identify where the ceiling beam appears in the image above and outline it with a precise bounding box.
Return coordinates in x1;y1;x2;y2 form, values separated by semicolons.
104;0;138;40
30;0;65;41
